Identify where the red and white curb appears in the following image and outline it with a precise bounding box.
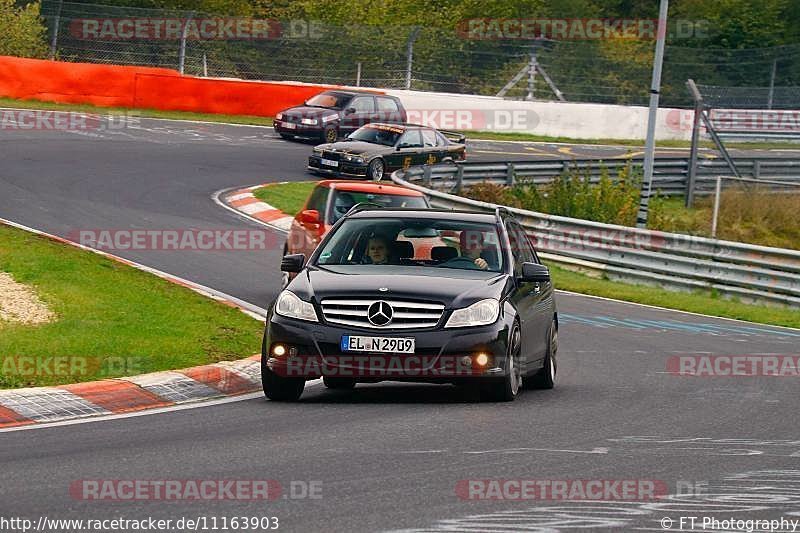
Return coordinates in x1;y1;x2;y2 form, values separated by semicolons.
0;356;263;429
216;183;294;232
0;217;268;430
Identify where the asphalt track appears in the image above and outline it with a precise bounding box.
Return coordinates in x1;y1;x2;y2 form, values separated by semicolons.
1;117;799;532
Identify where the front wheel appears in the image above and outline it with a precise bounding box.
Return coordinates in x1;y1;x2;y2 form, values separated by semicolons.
261;361;305;401
527;321;557;390
482;323;521;402
366;158;385;181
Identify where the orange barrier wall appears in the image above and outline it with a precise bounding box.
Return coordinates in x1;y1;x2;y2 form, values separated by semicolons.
0;56;359;117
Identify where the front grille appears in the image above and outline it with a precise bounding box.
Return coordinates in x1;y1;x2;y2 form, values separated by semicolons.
321;299;445;330
322;151;341;161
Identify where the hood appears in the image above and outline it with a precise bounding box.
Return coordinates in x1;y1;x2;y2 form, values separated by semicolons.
319;140;388;156
288;265;510;309
280;106;339;121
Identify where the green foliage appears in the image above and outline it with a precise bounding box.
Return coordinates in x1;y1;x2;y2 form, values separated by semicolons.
465;162;642;225
0;0;48;58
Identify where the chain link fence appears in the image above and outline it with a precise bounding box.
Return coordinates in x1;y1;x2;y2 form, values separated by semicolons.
40;0;799;108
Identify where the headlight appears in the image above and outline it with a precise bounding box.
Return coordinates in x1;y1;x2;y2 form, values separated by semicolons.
445;299;499;328
344;155;363;163
301;118;318;125
313;146;324;154
322;114;339;123
275;290;318;322
275;112;283;120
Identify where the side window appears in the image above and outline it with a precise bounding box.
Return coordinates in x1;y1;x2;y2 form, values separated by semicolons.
305;186;329;215
350;97;375;113
376;97;399;112
435;131;449;146
421;128;438;147
505;222;523;272
512;223;536;264
397;130;422;148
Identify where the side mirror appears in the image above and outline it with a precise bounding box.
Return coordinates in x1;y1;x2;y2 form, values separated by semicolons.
345;107;356;115
281;254;305;273
521;262;550;282
298;209;320;225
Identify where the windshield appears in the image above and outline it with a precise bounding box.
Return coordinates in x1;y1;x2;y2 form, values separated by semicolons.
347;124;403;146
316;218;504;272
330;192;428;223
305;92;352;109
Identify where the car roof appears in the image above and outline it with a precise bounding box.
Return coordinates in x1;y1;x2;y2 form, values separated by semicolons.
320;89;385;97
318;180;424;197
348;208;497;223
366;123;431;131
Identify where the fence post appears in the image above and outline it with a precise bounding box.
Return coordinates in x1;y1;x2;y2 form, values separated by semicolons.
768;59;777;110
178;11;195;75
506;163;516;186
455;164;464;194
711;176;722;238
526;45;537;101
423;165;432;186
405;27;421;90
356;62;362;87
685;79;704;208
49;0;64;60
202;53;208;77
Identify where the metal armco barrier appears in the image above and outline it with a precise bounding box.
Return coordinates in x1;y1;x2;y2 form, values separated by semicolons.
392;161;800;307
409;157;800;197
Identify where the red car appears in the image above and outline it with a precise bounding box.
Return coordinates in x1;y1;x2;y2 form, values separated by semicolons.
282;180;430;286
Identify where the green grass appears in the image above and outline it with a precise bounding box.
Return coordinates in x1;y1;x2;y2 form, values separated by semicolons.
2;97;798;150
547;263;800;329
253;181;317;216
0;224;263;389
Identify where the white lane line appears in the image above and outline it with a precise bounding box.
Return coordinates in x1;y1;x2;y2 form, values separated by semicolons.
554;289;800;332
464;447;609;455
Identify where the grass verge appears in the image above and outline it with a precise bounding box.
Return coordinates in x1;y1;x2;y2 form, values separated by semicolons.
253;181;316;216
547;263;800;329
0;224;263;389
2;97;797;150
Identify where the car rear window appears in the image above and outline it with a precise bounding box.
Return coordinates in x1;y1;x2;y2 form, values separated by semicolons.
330;192;427;223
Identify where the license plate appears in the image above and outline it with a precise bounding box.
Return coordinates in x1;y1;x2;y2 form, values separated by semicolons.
341;335;415;354
321;158;339;168
283;122;296;129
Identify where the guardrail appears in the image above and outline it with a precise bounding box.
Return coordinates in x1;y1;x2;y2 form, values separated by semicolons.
410;157;800;198
392;161;800;307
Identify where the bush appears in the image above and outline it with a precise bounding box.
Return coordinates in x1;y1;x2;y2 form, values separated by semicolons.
0;0;48;59
464;162;643;226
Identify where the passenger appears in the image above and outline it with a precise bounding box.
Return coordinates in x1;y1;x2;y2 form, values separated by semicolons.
365;235;390;265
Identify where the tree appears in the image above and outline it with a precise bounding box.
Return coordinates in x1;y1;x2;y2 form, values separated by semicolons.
0;0;48;58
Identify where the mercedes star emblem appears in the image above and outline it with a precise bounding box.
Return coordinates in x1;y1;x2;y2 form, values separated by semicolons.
367;301;393;326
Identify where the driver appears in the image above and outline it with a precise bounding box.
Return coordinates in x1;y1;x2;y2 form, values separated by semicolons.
460;231;489;270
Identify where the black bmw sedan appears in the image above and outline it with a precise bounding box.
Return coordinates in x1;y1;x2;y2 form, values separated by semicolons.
262;207;558;402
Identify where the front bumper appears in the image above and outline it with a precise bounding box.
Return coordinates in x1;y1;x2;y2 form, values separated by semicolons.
274;121;324;137
264;313;512;382
307;155;368;178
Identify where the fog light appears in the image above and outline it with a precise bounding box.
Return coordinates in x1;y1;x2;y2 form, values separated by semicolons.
272;344;286;357
475;353;489;367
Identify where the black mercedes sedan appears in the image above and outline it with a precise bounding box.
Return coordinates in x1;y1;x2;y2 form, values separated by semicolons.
308;123;467;181
261;206;558;402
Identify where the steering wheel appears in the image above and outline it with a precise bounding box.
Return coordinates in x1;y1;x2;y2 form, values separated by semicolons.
439;256;481;269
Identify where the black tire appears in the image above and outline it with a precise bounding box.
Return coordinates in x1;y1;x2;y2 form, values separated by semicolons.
323;127;338;144
261;357;305;401
481;322;522;402
323;376;356;390
527;321;557;390
366;158;385;181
